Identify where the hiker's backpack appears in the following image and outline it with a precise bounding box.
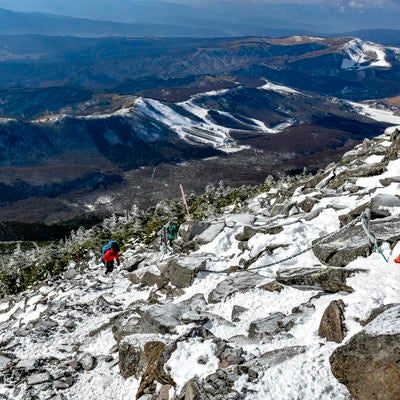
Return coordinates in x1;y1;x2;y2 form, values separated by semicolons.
101;241;119;257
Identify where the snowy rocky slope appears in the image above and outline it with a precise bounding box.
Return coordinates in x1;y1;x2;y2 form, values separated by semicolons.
1;126;400;400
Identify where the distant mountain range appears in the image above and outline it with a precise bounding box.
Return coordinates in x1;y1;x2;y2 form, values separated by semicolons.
0;6;400;43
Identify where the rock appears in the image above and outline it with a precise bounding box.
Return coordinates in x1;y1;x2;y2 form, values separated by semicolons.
313;216;400;267
208;272;270;304
0;353;14;371
180;373;240;400
15;358;38;371
64;268;79;280
216;341;245;367
167;255;208;288
179;221;212;242
263;225;284;235
112;312;141;343
93;295;121;314
136;341;175;399
79;353;97;371
259;280;284;293
318;299;346;343
270;198;293;217
362;303;397;326
119;334;165;379
26;372;51;386
231;305;248;322
248;312;287;339
63;319;75;332
196;222;225;244
298;197;318;213
384;128;400;161
139;303;191;334
241;345;307;373
179;293;208;312
225;214;256;226
276;267;355;293
128;265;168;289
330;304;400;400
53;379;74;389
234;225;260;242
380;176;400;187
328;162;387;190
339;194;400;226
137;294;231;336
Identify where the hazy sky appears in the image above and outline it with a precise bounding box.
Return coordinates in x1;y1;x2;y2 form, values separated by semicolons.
0;0;398;34
1;0;399;9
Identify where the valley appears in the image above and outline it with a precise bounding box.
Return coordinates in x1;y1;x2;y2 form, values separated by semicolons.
0;34;399;236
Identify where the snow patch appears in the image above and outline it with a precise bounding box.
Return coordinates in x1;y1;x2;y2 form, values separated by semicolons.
341;39;391;70
348;101;400;125
259;80;301;95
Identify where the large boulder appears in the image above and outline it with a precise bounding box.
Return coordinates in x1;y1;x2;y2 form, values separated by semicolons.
167;254;208;288
276;267;355;293
119;334;167;379
339;194;400;226
136;294;232;335
312;216;400;267
136;341;176;399
384;127;400;161
318;299;346;343
235;225;261;242
179;221;212;242
208;272;270;304
127;265;168;289
248;312;287;339
195;222;225;245
241;345;307;375
330;304;400;400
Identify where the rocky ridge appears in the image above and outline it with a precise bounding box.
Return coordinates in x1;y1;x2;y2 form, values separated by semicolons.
1;126;400;399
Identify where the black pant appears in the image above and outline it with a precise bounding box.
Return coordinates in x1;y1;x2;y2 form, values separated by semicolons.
105;261;114;274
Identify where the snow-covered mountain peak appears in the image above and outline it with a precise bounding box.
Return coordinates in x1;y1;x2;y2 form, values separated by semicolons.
341;38;391;70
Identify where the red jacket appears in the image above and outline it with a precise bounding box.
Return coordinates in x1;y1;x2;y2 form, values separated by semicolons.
103;247;120;263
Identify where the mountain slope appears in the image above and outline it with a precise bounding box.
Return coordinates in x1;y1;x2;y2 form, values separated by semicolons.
0;124;399;399
0;83;392;225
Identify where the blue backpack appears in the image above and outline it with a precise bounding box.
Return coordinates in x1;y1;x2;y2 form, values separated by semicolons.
101;241;119;257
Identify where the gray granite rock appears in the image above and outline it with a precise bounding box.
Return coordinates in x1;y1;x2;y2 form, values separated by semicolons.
26;372;51;386
276;267;355;292
167;254;208;288
208;272;270;304
313;216;400;267
330;304;400;400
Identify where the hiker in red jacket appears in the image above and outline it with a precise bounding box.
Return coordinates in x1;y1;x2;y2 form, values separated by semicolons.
102;243;120;274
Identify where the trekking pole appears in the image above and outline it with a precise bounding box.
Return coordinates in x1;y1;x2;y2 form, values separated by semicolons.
180;184;191;221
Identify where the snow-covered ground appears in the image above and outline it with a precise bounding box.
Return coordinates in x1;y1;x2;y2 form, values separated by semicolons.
347;101;400;125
